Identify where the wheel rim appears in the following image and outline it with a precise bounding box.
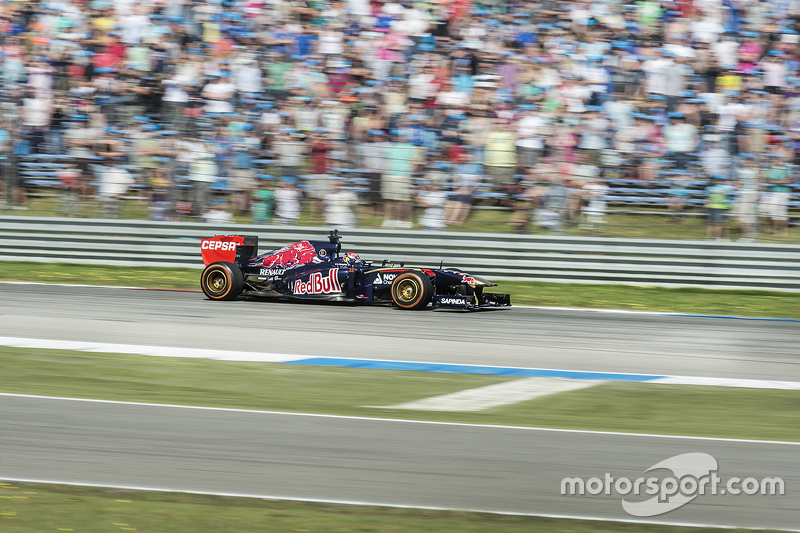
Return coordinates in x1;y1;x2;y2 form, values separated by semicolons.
396;278;419;303
206;270;228;293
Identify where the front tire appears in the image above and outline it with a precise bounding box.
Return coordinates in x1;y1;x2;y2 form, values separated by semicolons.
391;271;433;310
201;261;244;301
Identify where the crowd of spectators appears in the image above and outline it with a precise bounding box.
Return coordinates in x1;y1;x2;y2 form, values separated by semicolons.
0;0;799;238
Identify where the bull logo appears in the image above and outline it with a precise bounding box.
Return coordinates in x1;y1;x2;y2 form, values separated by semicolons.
261;241;318;268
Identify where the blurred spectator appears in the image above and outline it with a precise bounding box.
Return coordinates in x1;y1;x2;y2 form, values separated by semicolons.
357;131;389;218
701;136;733;179
760;156;792;238
204;199;234;225
705;177;735;240
56;163;81;218
444;154;481;226
274;131;306;179
538;177;569;232
324;180;358;229
230;168;256;217
484;119;517;197
98;160;134;219
509;166;546;231
733;155;760;241
64;118;97;160
188;139;217;216
668;170;693;220
582;177;610;233
275;178;302;226
0;118;9;207
131;124;162;188
251;180;275;225
382;134;420;229
21;87;52;155
417;181;447;231
664;113;698;169
149;167;173;222
308;131;334;218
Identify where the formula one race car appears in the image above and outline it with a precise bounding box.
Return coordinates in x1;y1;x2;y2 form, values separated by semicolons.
200;230;510;310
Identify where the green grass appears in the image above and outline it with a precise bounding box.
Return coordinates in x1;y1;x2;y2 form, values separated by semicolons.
1;482;775;533
2;347;800;442
6;195;799;242
2;260;799;318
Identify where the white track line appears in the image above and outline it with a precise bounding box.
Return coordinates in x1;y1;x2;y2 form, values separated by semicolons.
0;281;176;290
1;393;798;446
0;477;795;532
653;376;800;390
382;377;602;411
0;336;300;362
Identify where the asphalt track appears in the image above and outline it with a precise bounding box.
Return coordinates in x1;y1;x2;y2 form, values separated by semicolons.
2;283;800;529
1;395;799;530
1;283;798;380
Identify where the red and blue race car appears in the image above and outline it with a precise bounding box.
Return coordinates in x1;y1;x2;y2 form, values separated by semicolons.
200;230;510;310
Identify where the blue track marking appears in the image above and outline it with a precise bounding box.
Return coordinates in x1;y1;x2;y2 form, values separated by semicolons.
666;314;800;322
285;358;665;381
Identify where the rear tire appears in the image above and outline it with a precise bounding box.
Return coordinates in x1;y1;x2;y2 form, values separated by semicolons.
391;271;433;310
201;261;244;301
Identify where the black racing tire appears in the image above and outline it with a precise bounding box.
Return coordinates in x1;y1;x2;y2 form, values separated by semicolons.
391;271;433;310
201;261;244;301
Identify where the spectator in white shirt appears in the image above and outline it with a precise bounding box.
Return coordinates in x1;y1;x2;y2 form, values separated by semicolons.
202;75;236;114
324;181;358;228
417;182;448;231
203;199;235;225
701;136;733;179
161;75;191;126
275;178;302;225
641;48;674;95
712;32;739;69
232;54;262;96
188;140;217;215
690;10;725;44
516;106;546;168
98;160;134;219
664;114;698;169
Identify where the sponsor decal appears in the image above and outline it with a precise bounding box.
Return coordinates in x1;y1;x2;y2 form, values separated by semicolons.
374;272;398;285
261;241;317;268
318;248;328;257
201;240;237;251
259;268;285;276
440;297;468;305
293;269;342;295
461;276;477;286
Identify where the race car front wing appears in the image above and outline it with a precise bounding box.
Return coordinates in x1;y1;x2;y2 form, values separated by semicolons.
432;291;511;310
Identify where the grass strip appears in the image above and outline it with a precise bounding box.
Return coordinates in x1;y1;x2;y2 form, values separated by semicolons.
0;482;774;533
1;260;799;318
2;347;799;442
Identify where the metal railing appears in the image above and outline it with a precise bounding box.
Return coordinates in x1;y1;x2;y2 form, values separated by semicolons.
1;216;799;291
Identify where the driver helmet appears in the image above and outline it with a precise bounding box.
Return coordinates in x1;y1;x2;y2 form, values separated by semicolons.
342;252;361;266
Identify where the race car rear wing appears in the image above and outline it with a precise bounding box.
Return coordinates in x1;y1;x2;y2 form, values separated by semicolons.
200;235;258;266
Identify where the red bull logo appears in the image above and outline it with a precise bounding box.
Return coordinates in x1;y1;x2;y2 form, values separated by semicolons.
293;269;341;295
261;241;317;268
